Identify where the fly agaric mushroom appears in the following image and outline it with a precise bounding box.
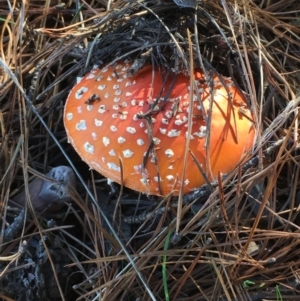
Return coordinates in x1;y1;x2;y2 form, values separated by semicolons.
64;61;255;196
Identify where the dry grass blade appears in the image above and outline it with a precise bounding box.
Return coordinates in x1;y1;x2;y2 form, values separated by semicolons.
175;28;195;238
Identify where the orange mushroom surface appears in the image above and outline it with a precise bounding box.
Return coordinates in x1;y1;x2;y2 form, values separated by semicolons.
64;61;255;196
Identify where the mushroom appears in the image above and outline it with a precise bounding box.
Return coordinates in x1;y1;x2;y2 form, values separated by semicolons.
64;61;255;196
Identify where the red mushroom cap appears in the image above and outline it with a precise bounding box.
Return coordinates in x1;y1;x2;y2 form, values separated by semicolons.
64;62;255;196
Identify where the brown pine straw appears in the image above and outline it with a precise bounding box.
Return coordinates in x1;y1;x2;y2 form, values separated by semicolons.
1;0;300;300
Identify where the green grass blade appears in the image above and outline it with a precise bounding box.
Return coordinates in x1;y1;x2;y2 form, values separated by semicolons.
162;230;172;301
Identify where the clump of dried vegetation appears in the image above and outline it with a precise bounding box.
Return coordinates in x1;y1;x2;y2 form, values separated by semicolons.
0;0;300;300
